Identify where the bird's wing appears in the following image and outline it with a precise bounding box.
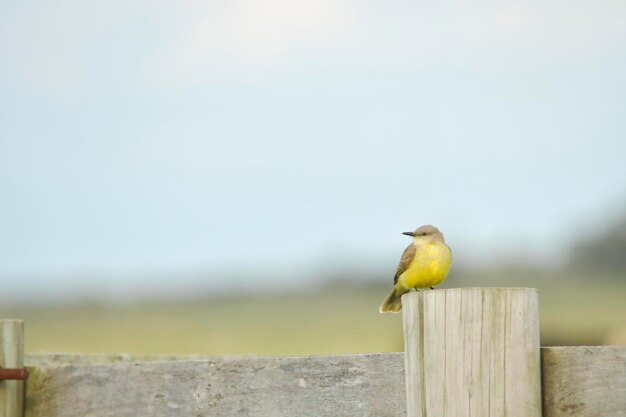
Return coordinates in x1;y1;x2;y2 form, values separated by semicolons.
394;243;416;285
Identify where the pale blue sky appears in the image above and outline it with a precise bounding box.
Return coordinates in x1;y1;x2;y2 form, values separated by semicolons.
1;0;625;302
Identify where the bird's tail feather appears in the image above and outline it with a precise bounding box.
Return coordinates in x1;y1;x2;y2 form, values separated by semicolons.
379;287;406;313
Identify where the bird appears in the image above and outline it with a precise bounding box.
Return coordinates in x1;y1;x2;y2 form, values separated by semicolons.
379;225;452;313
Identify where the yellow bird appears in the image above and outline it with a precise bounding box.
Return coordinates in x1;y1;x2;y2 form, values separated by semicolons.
379;225;452;313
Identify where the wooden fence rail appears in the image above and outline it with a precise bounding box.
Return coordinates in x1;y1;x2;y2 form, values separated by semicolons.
19;348;626;417
1;288;625;417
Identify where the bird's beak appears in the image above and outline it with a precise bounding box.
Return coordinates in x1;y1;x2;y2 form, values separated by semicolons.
402;231;415;237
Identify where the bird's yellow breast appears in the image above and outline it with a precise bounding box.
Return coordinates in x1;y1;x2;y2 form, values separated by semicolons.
397;242;452;290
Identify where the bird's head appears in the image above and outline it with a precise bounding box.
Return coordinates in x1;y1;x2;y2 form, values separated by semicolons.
402;224;445;243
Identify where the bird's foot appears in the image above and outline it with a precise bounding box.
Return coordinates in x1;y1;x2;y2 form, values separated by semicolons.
429;286;435;290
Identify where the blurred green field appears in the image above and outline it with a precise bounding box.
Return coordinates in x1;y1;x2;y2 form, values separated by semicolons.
2;276;625;356
3;287;403;355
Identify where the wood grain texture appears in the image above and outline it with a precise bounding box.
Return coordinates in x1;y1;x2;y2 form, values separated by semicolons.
20;346;626;417
542;346;626;417
0;320;24;417
402;288;542;417
24;353;406;417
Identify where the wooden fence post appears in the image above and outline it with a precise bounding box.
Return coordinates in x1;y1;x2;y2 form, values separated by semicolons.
0;320;25;417
402;288;541;417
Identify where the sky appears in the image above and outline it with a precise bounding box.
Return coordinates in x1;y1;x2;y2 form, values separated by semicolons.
1;0;626;302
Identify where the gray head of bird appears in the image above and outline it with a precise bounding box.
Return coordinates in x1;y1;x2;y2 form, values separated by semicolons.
402;224;445;243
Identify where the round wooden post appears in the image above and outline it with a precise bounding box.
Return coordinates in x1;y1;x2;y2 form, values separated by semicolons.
402;288;541;417
0;320;25;417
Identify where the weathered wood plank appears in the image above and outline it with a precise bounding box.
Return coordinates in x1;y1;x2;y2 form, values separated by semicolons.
25;353;407;417
402;288;542;417
21;348;626;417
0;320;25;417
542;346;626;417
24;353;195;367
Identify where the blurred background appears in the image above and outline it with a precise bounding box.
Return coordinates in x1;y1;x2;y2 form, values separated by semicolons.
1;0;625;355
